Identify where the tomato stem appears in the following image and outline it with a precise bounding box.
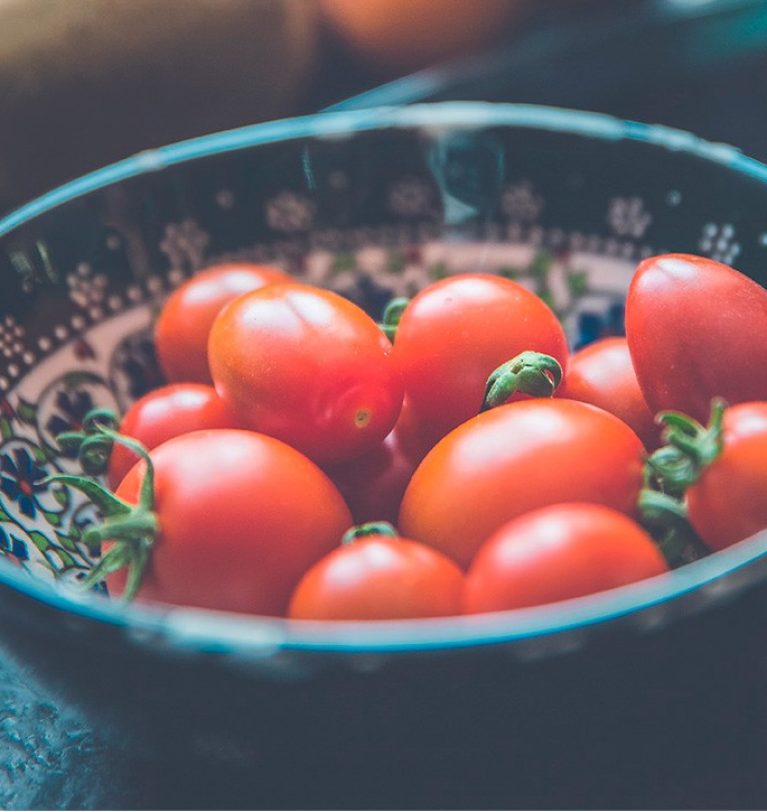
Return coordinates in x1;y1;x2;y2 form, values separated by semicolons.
342;521;398;545
378;298;410;343
481;351;563;412
55;407;120;476
637;488;707;567
47;426;157;602
646;398;726;493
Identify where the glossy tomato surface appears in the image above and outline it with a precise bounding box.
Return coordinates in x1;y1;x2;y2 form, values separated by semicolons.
155;262;286;384
399;399;644;567
208;283;403;464
687;402;767;551
392;274;569;446
108;429;352;615
626;254;767;423
464;503;668;613
107;383;238;488
558;337;659;449
288;533;464;620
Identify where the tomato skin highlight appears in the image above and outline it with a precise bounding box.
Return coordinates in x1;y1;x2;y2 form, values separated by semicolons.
392;274;569;446
626;254;767;423
108;429;352;615
686;402;767;551
464;503;668;613
107;383;238;488
558;337;659;450
288;534;464;620
155;262;287;384
399;399;645;568
208;283;404;464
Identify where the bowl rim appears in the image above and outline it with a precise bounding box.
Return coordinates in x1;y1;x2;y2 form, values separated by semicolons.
2;100;767;655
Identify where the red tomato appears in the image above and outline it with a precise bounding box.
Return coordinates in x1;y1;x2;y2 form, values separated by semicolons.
107;384;238;488
208;283;404;464
389;395;435;464
464;503;668;613
155;262;287;384
107;429;352;615
558;337;659;449
399;399;644;567
686;402;767;551
626;254;767;423
392;274;569;446
323;427;418;525
288;525;464;620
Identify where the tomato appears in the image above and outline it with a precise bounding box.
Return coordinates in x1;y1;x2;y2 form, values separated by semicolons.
155;262;287;384
98;430;352;615
464;503;668;613
323;427;418;525
399;399;644;567
392;274;569;447
288;523;464;620
107;384;238;488
558;337;659;450
626;254;767;424
388;395;435;464
683;402;767;551
209;283;404;464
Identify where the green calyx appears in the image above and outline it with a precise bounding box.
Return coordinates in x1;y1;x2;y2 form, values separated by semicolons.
342;521;398;545
378;298;410;343
637;488;707;567
46;427;157;601
56;407;119;475
481;351;563;412
645;398;726;494
637;398;726;568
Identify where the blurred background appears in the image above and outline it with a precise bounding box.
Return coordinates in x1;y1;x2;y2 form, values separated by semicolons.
3;0;767;215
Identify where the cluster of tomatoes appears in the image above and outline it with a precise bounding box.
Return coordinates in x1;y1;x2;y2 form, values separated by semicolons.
57;253;767;621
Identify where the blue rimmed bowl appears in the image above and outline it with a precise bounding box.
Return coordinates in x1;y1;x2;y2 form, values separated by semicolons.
2;103;767;807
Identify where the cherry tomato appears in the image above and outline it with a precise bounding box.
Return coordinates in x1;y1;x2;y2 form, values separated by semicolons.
558;337;659;450
105;430;352;615
399;399;644;567
288;524;464;620
389;395;435;464
107;384;238;488
685;402;767;551
323;427;418;525
626;254;767;423
392;274;569;446
464;503;668;613
209;283;404;464
155;262;287;384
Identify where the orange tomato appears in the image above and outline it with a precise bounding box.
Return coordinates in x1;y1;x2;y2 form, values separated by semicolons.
558;337;659;450
155;262;286;384
399;399;645;568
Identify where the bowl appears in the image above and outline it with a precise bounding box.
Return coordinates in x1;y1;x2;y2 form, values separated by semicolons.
2;103;767;807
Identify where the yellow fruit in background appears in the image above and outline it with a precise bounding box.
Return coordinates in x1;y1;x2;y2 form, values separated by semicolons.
321;0;521;72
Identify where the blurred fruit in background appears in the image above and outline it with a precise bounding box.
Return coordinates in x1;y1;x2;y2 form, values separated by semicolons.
320;0;522;72
0;0;317;210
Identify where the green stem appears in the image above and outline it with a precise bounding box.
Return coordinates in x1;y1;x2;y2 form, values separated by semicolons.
342;522;398;545
378;298;410;343
48;426;157;601
648;398;726;493
637;488;707;567
55;406;120;477
481;351;563;412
